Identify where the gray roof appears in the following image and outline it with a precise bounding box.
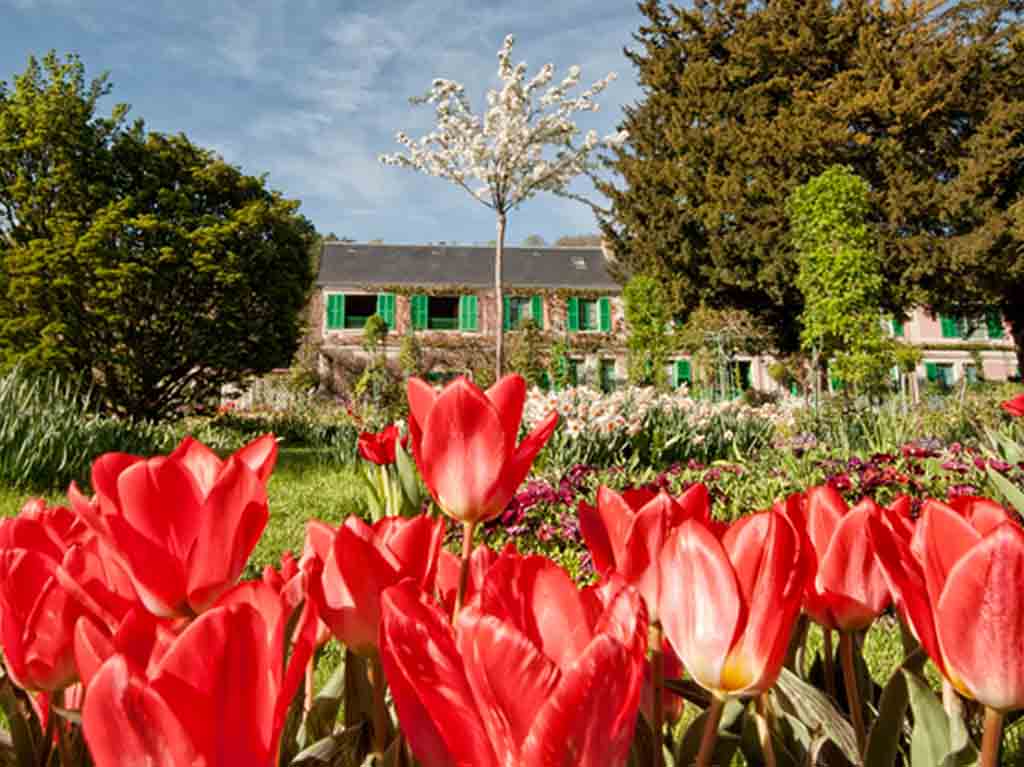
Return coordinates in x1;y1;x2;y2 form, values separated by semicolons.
317;242;619;290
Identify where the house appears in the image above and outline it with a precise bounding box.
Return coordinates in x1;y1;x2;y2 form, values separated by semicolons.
313;241;1019;394
314;242;625;390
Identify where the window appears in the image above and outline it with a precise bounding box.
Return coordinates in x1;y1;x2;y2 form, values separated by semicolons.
411;294;478;331
986;311;1005;339
325;293;395;331
925;362;955;389
567;297;611;332
599;359;617;393
669;359;692;388
964;364;978;384
940;312;1004;341
939;314;962;339
504;295;543;330
891;317;905;338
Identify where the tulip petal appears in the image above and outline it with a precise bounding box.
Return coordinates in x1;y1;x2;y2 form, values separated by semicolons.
83;656;198;767
867;514;946;677
805;485;846;560
659;521;741;693
457;608;560;762
151;604;275;765
483;409;558;521
620;493;680;623
406;376;438;432
186;458;268;613
677;482;711;525
721;512;802;694
522;634;642;767
936;523;1024;712
478;553;592;668
169;436;224;497
115;458;203;562
914;501;981;608
89;453;145;509
380;583;498;767
375;515;445;591
420;378;510;521
579;486;632;575
234;433;279;483
485;374;527;447
949;496;1012;535
815;502;890;631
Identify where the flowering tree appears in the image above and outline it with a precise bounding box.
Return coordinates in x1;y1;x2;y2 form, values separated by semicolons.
380;35;626;377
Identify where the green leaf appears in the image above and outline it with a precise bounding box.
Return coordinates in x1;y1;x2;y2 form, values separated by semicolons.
0;674;43;766
904;671;978;767
394;442;422;512
674;699;744;767
291;724;370;767
986;465;1024;514
300;661;347;747
774;667;860;764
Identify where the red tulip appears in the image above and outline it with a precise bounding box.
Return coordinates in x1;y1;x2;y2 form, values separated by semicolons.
579;483;714;623
74;607;179;689
1001;392;1024;417
380;553;647;767
790;485;897;632
0;501;129;692
870;498;1024;711
82;600;316;767
406;375;558;524
659;510;807;697
69;434;277;617
434;542;507;615
358;424;404;465
307;514;444;656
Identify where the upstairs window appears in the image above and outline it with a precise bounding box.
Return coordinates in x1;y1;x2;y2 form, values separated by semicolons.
567;297;611;332
411;294;478;331
504;295;544;330
325;293;395;331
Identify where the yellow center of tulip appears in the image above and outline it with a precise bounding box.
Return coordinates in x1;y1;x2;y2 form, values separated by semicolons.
718;653;756;694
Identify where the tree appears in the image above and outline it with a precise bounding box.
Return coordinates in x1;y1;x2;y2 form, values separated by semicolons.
599;0;966;352
623;274;671;387
522;234;547;247
381;34;624;378
789;166;895;395
0;53;317;420
554;233;602;247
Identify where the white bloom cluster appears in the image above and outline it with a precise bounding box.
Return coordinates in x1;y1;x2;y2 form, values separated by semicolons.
379;34;625;214
521;386;797;439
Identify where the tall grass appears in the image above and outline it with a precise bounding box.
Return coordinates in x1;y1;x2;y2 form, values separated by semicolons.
0;368;172;491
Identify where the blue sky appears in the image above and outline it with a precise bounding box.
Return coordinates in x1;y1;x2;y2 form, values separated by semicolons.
0;0;646;245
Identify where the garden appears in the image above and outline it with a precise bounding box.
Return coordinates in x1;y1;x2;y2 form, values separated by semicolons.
2;365;1024;766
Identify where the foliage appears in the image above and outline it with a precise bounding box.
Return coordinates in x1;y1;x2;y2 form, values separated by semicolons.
623;274;671;387
380;34;623;377
553;233;602;247
0;367;173;491
547;337;575;391
599;0;1022;357
506;318;547;389
676;306;773;399
397;328;424;378
0;52;317;421
789;165;896;394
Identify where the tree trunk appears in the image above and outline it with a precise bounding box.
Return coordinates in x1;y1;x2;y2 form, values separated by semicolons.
1009;311;1024;381
495;212;506;380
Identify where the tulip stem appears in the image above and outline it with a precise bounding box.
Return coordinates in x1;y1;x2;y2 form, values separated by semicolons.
453;521;477;621
756;694;777;767
839;632;866;757
650;621;664;767
981;707;1004;767
369;653;390;758
695;695;725;767
823;627;836;702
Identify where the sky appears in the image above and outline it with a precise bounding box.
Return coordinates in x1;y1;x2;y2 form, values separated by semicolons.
0;0;648;245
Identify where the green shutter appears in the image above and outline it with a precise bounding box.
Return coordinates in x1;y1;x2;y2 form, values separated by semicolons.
503;296;512;331
376;293;395;328
892;318;904;337
986;311;1004;339
678;359;692;385
669;361;678;388
940;315;960;339
531;295;543;329
567;297;580;332
599;297;612;332
326;294;345;330
411;295;427;330
925;362;939;382
459;295;478;331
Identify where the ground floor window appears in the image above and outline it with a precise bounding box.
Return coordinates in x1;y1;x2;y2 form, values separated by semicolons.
599;359;617;393
326;293;395;331
411;294;478;331
925;361;955;388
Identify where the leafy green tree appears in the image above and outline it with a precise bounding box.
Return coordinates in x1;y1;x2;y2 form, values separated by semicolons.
623;274;671;387
0;53;317;420
506;318;548;389
599;0;984;352
789;166;894;394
